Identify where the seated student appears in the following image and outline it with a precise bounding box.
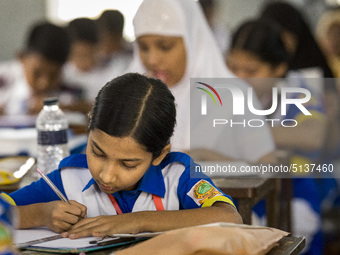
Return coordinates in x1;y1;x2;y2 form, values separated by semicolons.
128;0;277;165
62;17;120;104
259;1;336;93
96;10;132;76
226;19;331;255
0;21;84;116
316;9;340;79
2;73;242;238
227;19;327;161
66;17;99;73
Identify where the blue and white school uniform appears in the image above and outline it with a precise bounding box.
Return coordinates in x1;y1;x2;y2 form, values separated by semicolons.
6;152;235;216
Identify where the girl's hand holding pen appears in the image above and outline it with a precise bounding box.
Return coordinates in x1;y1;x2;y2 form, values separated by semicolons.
42;200;87;233
35;168;87;232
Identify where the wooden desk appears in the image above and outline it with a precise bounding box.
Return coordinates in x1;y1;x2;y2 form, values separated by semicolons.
20;236;305;255
212;177;279;227
267;236;306;255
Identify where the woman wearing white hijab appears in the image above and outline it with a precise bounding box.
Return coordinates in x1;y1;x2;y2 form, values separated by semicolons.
129;0;276;164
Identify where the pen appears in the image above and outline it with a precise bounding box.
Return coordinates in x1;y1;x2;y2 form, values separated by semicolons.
89;237;137;246
37;168;69;203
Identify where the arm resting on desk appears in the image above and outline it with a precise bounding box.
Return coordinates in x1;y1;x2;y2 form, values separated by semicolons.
16;200;87;233
63;202;242;239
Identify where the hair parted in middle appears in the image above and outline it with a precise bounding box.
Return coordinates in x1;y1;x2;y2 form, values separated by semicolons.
89;72;176;158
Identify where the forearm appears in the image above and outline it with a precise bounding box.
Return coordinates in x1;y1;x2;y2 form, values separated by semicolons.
65;202;242;238
136;203;242;233
16;203;49;229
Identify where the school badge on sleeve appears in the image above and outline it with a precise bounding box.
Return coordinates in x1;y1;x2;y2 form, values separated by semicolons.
187;180;222;206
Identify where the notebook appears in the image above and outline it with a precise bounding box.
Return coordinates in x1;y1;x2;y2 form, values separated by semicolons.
14;227;146;253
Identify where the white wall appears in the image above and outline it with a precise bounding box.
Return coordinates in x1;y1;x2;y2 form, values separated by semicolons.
0;0;46;61
214;0;328;34
214;0;268;33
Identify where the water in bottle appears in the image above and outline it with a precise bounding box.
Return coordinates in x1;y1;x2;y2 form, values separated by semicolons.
36;98;70;175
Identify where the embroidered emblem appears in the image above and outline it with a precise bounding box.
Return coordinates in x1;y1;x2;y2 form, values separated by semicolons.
188;180;222;206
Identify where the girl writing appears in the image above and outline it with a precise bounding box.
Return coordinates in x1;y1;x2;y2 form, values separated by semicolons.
4;73;242;239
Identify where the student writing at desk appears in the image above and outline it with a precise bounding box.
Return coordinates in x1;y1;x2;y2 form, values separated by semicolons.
0;21;89;116
1;73;242;239
226;19;329;255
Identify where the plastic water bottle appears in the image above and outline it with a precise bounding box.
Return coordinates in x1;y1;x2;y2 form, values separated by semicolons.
36;98;70;175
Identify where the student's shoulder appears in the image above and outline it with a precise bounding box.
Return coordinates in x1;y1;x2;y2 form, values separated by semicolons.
157;153;194;188
159;152;196;180
161;152;193;169
58;154;92;186
59;154;88;169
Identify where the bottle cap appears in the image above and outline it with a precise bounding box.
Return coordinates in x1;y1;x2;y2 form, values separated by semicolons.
43;97;59;106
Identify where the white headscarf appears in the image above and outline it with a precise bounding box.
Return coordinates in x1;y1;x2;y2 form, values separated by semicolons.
129;0;234;152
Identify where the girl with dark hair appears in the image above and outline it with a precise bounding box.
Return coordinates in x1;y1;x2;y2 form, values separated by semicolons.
227;19;326;155
227;19;289;79
128;0;277;165
66;18;99;73
227;19;332;255
260;1;335;80
3;73;241;238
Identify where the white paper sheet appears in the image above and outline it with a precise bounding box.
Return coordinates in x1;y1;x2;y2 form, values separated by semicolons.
14;227;101;249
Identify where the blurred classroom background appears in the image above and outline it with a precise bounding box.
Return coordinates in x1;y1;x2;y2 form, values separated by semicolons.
0;0;336;62
1;0;340;254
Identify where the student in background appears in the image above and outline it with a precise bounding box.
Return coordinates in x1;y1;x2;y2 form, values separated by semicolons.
198;0;231;54
259;2;340;199
227;19;326;169
226;19;332;255
96;10;132;77
128;0;277;165
3;73;242;237
62;18;108;104
66;17;99;73
316;9;340;238
316;9;340;79
0;21;82;115
259;1;336;93
315;9;340;168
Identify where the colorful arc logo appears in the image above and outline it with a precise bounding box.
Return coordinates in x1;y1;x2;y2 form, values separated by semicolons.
196;82;222;115
196;82;223;106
